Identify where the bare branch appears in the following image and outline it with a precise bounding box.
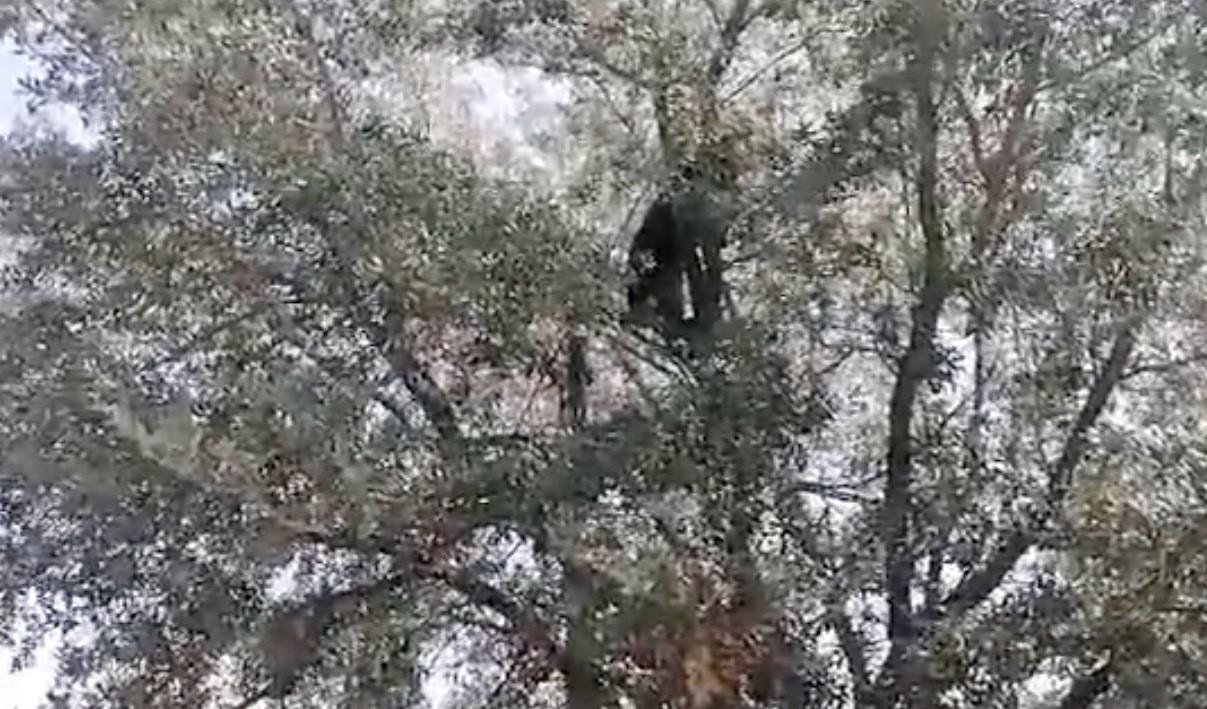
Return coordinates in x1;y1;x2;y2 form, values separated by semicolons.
1122;351;1207;380
586;73;640;136
568;38;656;90
779;479;875;504
721;35;812;104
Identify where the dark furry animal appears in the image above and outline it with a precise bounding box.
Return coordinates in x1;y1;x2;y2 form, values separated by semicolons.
627;195;687;325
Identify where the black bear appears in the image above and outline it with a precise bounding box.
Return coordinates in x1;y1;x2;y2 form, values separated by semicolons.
626;195;688;326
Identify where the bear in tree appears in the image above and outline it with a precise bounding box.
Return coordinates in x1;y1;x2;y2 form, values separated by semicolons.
626;194;688;327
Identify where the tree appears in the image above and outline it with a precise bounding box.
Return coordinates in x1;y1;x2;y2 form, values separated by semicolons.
2;1;1207;707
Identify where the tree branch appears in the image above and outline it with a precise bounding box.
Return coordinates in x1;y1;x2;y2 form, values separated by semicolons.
232;572;409;708
699;0;723;27
941;318;1140;618
771;67;909;220
268;0;465;467
276;0;349;152
567;38;656;90
721;35;812;104
881;5;949;695
828;603;873;703
1121;350;1207;380
295;525;554;659
144;301;280;371
706;0;754;87
1036;21;1168;96
379;305;464;462
276;328;415;428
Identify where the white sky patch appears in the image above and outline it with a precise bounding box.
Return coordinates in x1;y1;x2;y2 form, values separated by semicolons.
0;591;60;709
399;53;572;176
0;43;34;133
0;41;98;146
0;641;58;709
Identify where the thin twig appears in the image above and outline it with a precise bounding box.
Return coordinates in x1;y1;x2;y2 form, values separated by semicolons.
1036;23;1168;96
721;35;812;104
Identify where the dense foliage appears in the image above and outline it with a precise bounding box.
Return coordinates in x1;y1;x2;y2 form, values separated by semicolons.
2;1;1207;707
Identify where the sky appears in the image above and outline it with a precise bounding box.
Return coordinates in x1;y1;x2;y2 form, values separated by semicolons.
0;44;32;133
0;43;92;144
0;642;58;709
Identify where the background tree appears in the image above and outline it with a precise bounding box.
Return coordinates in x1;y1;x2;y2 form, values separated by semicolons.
2;1;1207;708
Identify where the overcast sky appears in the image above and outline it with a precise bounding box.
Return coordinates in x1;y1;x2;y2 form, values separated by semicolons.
0;44;33;132
0;40;93;144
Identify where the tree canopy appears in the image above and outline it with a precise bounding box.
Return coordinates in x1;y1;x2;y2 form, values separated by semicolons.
2;0;1207;707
